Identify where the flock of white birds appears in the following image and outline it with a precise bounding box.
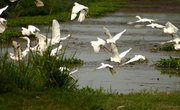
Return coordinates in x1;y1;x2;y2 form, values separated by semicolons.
0;1;179;76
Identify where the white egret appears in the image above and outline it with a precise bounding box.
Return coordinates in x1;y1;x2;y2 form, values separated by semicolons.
90;37;106;53
50;44;62;56
106;29;126;44
9;0;18;2
96;62;116;75
35;0;44;7
163;22;178;34
121;55;146;66
0;5;8;15
35;32;47;53
146;23;165;29
21;25;40;36
59;67;78;80
48;19;71;45
0;18;7;33
174;44;180;50
135;15;156;23
71;2;88;22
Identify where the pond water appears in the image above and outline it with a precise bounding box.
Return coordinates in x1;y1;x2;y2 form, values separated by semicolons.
4;12;180;93
60;12;180;93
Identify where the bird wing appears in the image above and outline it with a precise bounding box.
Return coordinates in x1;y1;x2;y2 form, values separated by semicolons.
0;5;8;15
78;9;87;22
113;29;126;42
122;56;139;65
119;48;132;59
52;19;61;44
165;22;178;33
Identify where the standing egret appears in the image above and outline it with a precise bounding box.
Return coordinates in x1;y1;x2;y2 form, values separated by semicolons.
121;55;146;66
35;32;47;53
90;37;106;53
71;2;88;22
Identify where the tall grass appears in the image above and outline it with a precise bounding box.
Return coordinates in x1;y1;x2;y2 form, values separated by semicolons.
0;47;83;93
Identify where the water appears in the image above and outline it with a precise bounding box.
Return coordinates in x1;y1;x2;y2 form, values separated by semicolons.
62;12;180;93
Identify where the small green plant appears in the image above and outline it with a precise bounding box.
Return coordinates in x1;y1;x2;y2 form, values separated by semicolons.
159;44;175;51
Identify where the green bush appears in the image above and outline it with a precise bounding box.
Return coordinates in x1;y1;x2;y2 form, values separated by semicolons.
0;48;83;93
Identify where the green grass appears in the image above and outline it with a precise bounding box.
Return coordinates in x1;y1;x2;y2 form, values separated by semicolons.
0;88;179;110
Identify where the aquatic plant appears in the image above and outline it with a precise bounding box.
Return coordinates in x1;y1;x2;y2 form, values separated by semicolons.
159;44;175;51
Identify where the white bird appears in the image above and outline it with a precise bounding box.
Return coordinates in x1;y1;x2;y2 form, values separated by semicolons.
121;55;146;66
20;37;31;57
110;45;132;63
106;29;126;44
9;0;18;2
9;41;22;61
135;15;156;23
119;48;132;60
163;22;178;34
174;44;180;50
71;2;88;22
96;62;113;69
0;5;8;15
35;0;44;7
35;32;47;53
0;18;7;33
50;44;62;56
96;62;116;75
90;37;106;53
48;19;71;45
59;67;78;80
146;23;165;29
21;25;40;36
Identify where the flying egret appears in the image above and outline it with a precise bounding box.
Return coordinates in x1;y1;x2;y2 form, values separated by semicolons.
135;15;156;23
59;67;78;80
96;62;116;75
35;32;47;53
9;0;18;2
90;37;106;53
0;5;8;15
71;2;88;22
21;25;40;36
35;0;44;7
163;22;178;35
174;44;180;50
106;29;126;44
146;23;165;29
50;44;62;56
0;18;7;33
48;19;71;45
121;55;146;66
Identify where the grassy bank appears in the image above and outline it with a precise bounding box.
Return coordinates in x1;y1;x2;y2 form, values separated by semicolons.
0;88;179;110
